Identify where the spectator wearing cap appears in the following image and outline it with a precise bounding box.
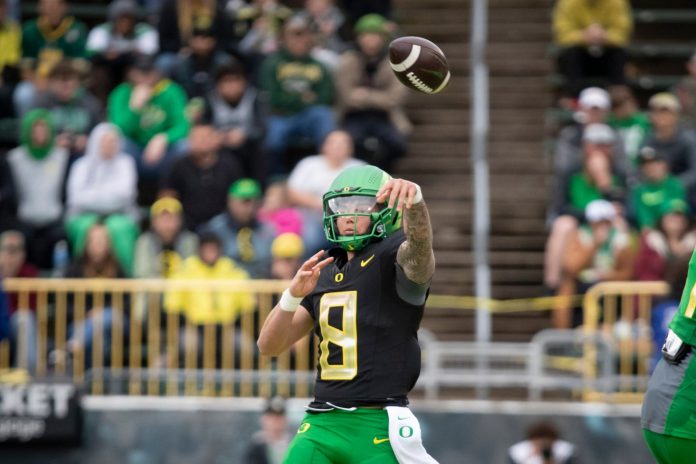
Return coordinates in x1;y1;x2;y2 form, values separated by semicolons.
672;50;696;129
270;232;304;280
87;0;158;57
7;109;69;269
554;87;626;176
201;60;266;182
635;199;696;283
243;395;291;464
608;86;651;166
86;0;159;101
545;123;625;290
200;178;275;278
642;92;696;207
631;146;686;231
259;13;336;175
134;197;198;279
554;199;634;329
0;0;21;119
287;129;363;253
108;54;190;180
30;59;102;156
171;26;233;99
335;13;409;172
551;123;625;221
16;0;88;116
157;0;234;77
160;122;244;231
552;0;632;96
65;123;139;275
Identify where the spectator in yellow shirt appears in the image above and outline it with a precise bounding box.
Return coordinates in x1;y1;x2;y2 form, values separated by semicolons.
0;0;19;71
164;231;256;370
164;231;255;325
553;0;632;96
0;0;21;119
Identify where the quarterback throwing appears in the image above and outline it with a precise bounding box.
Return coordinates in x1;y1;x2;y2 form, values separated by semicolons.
258;165;438;464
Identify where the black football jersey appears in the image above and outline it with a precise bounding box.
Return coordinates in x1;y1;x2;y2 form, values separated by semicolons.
300;230;427;408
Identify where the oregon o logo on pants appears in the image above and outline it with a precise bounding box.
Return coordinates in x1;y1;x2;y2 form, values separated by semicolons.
298;423;311;434
399;426;414;438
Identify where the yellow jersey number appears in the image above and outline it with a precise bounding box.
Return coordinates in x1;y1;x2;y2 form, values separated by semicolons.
318;291;358;380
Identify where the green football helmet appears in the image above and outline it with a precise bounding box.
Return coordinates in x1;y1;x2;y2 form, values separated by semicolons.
322;165;402;251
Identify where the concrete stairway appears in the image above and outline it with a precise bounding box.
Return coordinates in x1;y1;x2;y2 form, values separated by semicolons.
392;0;554;340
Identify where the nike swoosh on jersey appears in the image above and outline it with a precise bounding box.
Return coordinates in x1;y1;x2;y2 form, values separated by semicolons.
360;255;375;267
373;437;390;445
397;416;411;420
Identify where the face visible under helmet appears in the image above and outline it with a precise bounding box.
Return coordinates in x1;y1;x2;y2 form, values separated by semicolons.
322;165;402;251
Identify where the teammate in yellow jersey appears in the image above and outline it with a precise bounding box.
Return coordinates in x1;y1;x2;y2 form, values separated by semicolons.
258;165;438;463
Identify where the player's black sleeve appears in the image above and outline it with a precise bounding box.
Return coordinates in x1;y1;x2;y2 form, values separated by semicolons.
383;230;430;305
395;263;429;306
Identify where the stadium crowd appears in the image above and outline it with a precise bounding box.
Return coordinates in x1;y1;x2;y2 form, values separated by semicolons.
0;0;407;366
548;0;696;335
4;0;694;371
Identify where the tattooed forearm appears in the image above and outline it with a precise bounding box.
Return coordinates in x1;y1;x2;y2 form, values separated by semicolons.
397;200;435;284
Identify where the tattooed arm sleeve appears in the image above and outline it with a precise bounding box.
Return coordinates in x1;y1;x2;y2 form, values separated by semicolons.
396;200;435;285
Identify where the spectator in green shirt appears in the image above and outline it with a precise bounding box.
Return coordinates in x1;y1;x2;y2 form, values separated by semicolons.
545;123;625;290
608;85;651;167
259;13;336;175
15;0;88;116
107;54;190;180
632;146;687;230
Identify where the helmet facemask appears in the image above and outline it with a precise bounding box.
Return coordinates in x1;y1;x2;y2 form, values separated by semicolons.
323;193;399;251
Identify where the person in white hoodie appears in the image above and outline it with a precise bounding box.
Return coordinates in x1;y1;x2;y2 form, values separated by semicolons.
65;123;139;275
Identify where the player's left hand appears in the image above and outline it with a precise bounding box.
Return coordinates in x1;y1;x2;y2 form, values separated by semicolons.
376;178;421;212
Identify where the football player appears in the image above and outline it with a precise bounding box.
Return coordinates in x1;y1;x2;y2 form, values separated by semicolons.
258;164;438;463
642;250;696;463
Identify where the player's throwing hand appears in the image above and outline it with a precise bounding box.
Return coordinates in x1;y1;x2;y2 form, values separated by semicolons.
376;178;423;212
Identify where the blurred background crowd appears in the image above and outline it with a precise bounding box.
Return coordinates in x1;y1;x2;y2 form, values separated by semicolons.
0;0;410;366
0;0;410;278
546;0;696;344
2;0;696;387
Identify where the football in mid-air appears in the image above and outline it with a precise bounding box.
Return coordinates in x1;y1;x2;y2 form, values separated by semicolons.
389;36;451;95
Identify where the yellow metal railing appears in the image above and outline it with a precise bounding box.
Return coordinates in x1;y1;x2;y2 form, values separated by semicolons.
2;278;666;401
582;281;670;403
1;278;314;397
